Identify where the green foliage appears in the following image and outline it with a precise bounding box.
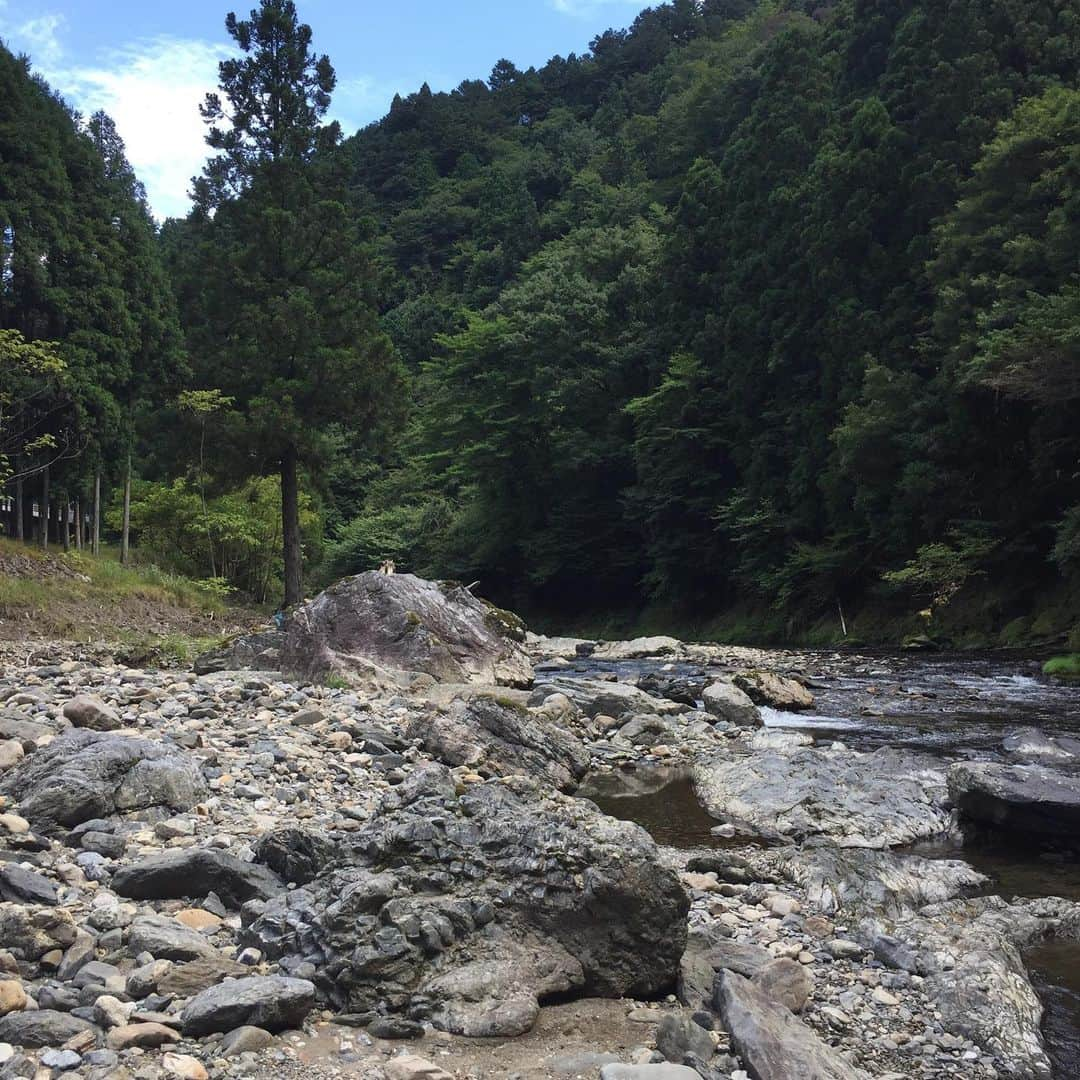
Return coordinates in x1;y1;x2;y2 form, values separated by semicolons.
107;477;319;601
8;0;1080;641
1043;655;1080;682
0;331;72;479
883;527;1000;609
174;0;405;604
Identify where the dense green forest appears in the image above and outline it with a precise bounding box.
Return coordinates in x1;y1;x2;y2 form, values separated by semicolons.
4;0;1080;645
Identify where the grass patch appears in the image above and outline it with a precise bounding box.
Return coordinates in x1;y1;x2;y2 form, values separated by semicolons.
112;631;229;668
0;537;225;616
0;538;257;652
1044;655;1080;681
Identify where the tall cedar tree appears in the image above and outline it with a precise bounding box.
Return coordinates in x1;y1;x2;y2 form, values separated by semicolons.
194;0;397;604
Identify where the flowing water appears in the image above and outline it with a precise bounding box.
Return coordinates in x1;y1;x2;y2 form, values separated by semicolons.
557;650;1080;1075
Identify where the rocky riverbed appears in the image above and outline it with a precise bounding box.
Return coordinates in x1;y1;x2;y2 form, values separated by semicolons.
0;574;1077;1080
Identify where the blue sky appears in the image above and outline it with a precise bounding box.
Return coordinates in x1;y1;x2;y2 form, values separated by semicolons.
0;0;651;218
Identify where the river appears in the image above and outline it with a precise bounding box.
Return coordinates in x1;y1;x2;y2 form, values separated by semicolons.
553;649;1080;1076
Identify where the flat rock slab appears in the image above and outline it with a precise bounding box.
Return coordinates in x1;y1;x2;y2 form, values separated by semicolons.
180;976;316;1036
113;847;282;908
717;971;868;1079
694;745;950;847
0;863;57;905
948;760;1080;837
592;637;683;660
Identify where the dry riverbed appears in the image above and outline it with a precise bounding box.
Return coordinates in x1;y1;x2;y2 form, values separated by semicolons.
0;593;1077;1080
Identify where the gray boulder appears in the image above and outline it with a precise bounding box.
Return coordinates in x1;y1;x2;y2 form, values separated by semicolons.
592;637;682;661
1002;726;1080;763
751;958;813;1013
61;695;121;731
253;827;336;886
407;694;589;792
716;971;866;1079
702;681;760;726
0;1009;98;1048
0;729;206;828
128;915;218;961
678;927;772;1011
948;760;1080;838
244;765;687;1033
757;845;987;917
530;676;671;720
193;630;285;675
113;848;283;909
0;863;57;905
180;975;315;1036
732;671;814;711
282;573;533;688
693;745;950;847
655;1012;714;1063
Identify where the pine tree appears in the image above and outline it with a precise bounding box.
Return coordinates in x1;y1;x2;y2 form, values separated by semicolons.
192;0;400;603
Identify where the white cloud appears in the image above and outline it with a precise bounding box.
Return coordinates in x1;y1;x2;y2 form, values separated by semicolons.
0;11;404;220
10;12;66;66
61;37;232;219
0;7;228;219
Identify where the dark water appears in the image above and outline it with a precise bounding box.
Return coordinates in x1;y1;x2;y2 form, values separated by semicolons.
561;650;1080;1075
578;767;732;849
1027;943;1080;1078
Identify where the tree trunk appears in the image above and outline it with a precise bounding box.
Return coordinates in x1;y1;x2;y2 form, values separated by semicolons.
121;453;132;565
40;466;50;550
281;444;303;606
75;498;82;552
14;461;23;542
62;497;70;552
92;472;101;556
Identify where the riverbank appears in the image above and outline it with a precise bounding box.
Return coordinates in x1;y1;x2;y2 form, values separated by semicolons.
531;574;1080;654
1;576;1078;1079
0;539;265;662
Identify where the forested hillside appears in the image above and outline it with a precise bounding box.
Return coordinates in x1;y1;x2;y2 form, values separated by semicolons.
5;0;1080;645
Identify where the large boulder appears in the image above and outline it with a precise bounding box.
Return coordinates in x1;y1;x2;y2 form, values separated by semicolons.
408;695;589;792
592;637;683;661
716;971;866;1080
180;975;315;1036
733;671;814;711
243;765;688;1035
702;681;759;726
0;730;207;829
282;573;533;689
113;848;284;909
0;1009;98;1048
193;630;285;675
948;760;1080;839
693;745;951;848
530;676;674;720
1002;726;1080;763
